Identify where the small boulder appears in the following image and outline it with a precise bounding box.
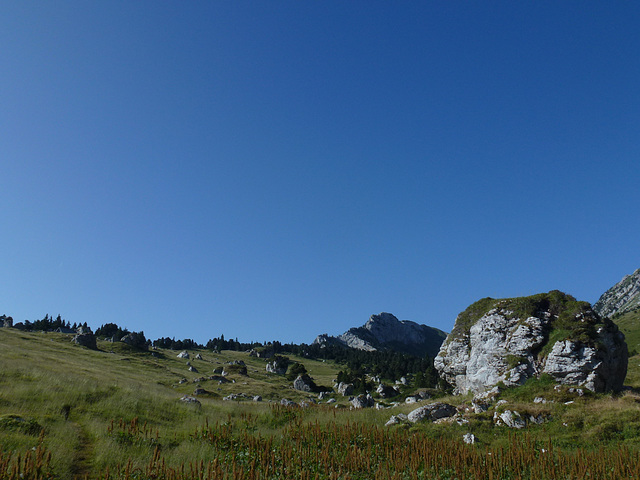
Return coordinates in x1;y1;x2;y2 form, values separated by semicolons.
376;384;399;398
121;332;147;350
180;395;200;405
177;351;190;359
350;394;374;409
266;356;289;375
253;395;262;402
337;382;354;396
385;414;408;426
223;364;247;376
72;333;97;350
407;403;457;423
494;410;526;429
463;433;476;444
293;374;317;392
194;353;203;360
280;398;297;407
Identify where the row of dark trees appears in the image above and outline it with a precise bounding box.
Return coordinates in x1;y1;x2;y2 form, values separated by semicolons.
3;313;89;333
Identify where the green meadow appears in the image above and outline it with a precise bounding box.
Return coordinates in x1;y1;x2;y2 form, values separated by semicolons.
2;327;640;479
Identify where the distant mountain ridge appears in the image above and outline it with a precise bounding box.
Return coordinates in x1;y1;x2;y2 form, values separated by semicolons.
313;312;447;358
594;268;640;318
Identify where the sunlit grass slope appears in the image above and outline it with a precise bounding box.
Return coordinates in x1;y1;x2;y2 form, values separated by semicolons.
3;328;640;479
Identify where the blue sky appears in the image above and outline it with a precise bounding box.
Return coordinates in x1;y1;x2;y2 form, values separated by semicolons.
1;2;639;344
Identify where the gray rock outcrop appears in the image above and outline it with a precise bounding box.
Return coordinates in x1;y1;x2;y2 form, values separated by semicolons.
435;291;627;394
407;403;457;423
336;382;354;396
350;394;374;409
180;395;200;405
594;268;640;318
72;333;97;350
266;356;289;375
375;384;399;398
313;312;447;358
121;332;147;350
293;374;316;392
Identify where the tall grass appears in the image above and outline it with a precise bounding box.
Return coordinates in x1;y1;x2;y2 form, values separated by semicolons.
90;410;640;480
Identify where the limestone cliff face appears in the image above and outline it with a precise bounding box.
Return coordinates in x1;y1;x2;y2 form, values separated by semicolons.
313;312;447;358
594;268;640;318
434;291;627;394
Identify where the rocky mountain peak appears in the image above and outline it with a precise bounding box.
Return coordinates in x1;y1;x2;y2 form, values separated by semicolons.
313;312;447;358
593;268;640;318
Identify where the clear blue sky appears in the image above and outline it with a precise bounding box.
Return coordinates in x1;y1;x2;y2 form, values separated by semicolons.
2;2;639;344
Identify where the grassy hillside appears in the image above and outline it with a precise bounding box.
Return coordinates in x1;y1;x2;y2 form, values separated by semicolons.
614;307;640;388
3;328;640;479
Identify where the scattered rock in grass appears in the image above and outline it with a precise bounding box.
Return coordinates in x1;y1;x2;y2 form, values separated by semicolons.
337;382;354;396
189;366;198;373
180;395;200;405
529;414;546;425
223;364;247;376
408;403;457;423
280;398;297;407
405;395;418;404
194;388;207;396
209;375;231;384
471;400;489;413
533;397;547;404
121;332;148;350
224;393;249;401
194;353;203;360
293;374;316;392
327;398;336;404
569;387;584;396
463;433;476;444
253;395;262;402
376;384;399;398
178;378;188;384
494;410;526;429
72;333;97;350
177;351;189;359
385;414;408;426
266;357;289;375
350;394;375;409
496;400;508;407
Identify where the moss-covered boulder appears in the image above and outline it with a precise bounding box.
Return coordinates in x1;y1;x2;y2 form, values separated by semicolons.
434;291;627;394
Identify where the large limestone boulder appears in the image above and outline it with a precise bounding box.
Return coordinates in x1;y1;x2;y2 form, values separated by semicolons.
435;291;627;394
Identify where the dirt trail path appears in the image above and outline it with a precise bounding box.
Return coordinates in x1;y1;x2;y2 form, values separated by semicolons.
71;421;93;479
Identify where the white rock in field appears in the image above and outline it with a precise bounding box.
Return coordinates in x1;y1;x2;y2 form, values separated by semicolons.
407;403;456;423
463;433;475;444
